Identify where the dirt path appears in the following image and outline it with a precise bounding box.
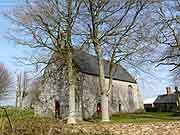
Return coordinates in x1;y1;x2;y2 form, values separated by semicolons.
74;121;180;135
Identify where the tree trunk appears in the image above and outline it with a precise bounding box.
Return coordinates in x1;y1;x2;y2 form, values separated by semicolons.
67;52;76;124
106;62;114;118
67;0;77;124
96;47;110;122
107;62;114;96
101;93;109;121
89;0;110;121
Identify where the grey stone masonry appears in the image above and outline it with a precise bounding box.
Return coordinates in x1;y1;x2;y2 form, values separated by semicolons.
34;61;144;119
33;50;144;119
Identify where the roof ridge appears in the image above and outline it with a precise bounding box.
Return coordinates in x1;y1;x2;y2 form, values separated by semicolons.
72;49;136;83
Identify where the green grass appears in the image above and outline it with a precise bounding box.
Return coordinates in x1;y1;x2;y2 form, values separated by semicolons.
0;107;115;135
0;107;34;119
111;112;180;123
1;108;180;124
0;107;59;135
1;108;180;135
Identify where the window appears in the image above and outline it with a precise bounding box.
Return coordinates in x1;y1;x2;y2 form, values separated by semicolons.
128;85;135;111
128;85;133;95
119;104;121;112
128;85;133;96
97;102;102;113
128;85;133;89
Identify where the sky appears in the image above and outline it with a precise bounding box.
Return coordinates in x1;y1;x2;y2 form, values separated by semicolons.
0;0;174;106
0;0;25;106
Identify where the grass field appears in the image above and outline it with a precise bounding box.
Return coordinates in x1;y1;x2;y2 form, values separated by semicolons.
0;107;61;135
1;107;180;124
111;112;180;123
1;107;180;135
1;107;180;123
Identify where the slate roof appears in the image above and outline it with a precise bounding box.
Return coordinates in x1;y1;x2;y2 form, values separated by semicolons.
72;50;136;83
154;94;177;104
144;97;157;104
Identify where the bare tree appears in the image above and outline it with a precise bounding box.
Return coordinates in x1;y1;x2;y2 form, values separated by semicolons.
16;72;29;107
82;0;154;121
7;0;82;124
152;0;180;85
7;0;160;123
29;78;41;107
101;0;163;95
0;63;11;100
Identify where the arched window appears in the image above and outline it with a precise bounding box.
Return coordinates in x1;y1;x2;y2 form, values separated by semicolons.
119;104;121;112
128;85;133;89
97;102;101;113
128;85;133;96
128;85;135;112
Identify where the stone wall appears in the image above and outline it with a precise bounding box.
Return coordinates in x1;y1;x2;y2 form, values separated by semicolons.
79;73;101;119
109;79;144;113
34;63;144;119
34;62;70;118
79;73;144;119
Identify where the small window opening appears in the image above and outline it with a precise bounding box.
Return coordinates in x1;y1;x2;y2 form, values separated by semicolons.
119;104;121;112
128;85;133;89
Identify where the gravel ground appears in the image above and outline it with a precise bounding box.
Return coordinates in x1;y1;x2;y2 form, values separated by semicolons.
75;121;180;135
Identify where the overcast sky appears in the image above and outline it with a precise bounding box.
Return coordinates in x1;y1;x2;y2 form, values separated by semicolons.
0;0;174;106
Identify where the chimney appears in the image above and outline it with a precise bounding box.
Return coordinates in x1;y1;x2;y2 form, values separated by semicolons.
166;87;172;95
166;87;169;95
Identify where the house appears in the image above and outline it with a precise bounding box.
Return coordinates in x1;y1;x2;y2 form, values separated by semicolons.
154;87;179;112
144;97;156;112
34;50;144;120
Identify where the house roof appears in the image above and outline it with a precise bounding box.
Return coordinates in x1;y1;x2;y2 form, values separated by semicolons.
154;94;177;104
72;50;136;83
144;97;157;104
